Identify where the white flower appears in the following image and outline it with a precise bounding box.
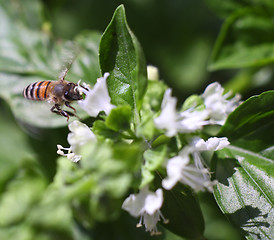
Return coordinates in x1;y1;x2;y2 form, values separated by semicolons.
57;120;96;162
192;137;230;151
190;137;229;192
162;137;229;192
154;89;208;137
202;82;241;125
154;89;178;137
177;109;209;133
67;120;96;153
77;73;115;117
155;83;240;136
122;185;167;235
162;153;213;192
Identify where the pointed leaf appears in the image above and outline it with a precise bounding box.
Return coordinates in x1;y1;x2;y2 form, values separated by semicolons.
99;5;147;119
213;146;274;240
213;91;274;239
219;90;274;148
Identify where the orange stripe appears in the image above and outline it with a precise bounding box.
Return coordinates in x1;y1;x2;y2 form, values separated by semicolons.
23;81;53;101
34;82;39;99
36;81;51;100
43;81;51;99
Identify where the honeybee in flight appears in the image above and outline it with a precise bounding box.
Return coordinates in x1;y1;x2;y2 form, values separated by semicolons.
23;67;83;121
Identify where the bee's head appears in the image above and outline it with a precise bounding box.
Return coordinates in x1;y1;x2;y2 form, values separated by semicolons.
64;83;82;101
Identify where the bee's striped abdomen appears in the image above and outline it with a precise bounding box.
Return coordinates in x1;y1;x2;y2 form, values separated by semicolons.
23;81;52;101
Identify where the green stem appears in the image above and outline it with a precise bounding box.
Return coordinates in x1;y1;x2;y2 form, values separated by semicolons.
151;135;170;148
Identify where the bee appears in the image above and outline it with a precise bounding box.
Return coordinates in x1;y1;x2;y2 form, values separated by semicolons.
22;67;82;121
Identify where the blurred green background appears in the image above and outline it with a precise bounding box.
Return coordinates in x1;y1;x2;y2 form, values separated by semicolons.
43;0;221;96
0;0;254;239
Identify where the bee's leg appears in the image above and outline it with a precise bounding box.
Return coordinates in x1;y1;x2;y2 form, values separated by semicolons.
50;105;58;114
65;102;81;120
51;104;71;121
65;101;76;112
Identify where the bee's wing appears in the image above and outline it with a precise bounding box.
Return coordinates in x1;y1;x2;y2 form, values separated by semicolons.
58;41;80;81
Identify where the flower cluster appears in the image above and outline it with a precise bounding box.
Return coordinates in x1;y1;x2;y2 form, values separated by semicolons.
154;82;240;136
56;70;241;235
162;137;229;192
122;81;239;234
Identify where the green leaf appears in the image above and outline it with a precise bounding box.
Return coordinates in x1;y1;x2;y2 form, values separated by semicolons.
93;120;120;140
219;90;274;148
155;175;205;239
28;201;74;238
136;79;167;139
0;107;38;192
99;5;147;120
140;146;167;188
76;141;142;221
0;174;46;226
105;105;132;131
208;8;274;70
213;91;274;239
1;0;44;30
80;141;142;196
204;0;274;18
213;146;274;240
142;80;167;112
204;0;247;18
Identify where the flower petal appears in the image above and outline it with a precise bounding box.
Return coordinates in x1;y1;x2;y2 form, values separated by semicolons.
202;82;241;125
162;155;189;190
154;89;178;137
122;194;144;217
67;120;96;153
155;89;209;136
78;73;115;117
193;137;229;151
144;188;163;215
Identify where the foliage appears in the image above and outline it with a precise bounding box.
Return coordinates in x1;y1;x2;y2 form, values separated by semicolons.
0;1;273;240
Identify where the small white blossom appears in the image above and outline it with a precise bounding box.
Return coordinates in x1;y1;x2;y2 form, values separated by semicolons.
122;185;167;235
67;120;96;153
154;89;209;137
77;73;115;117
177;109;209;133
162;137;229;192
192;137;230;151
202;82;241;125
190;137;229;192
57;120;96;162
154;89;178;137
162;152;213;191
147;65;159;81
